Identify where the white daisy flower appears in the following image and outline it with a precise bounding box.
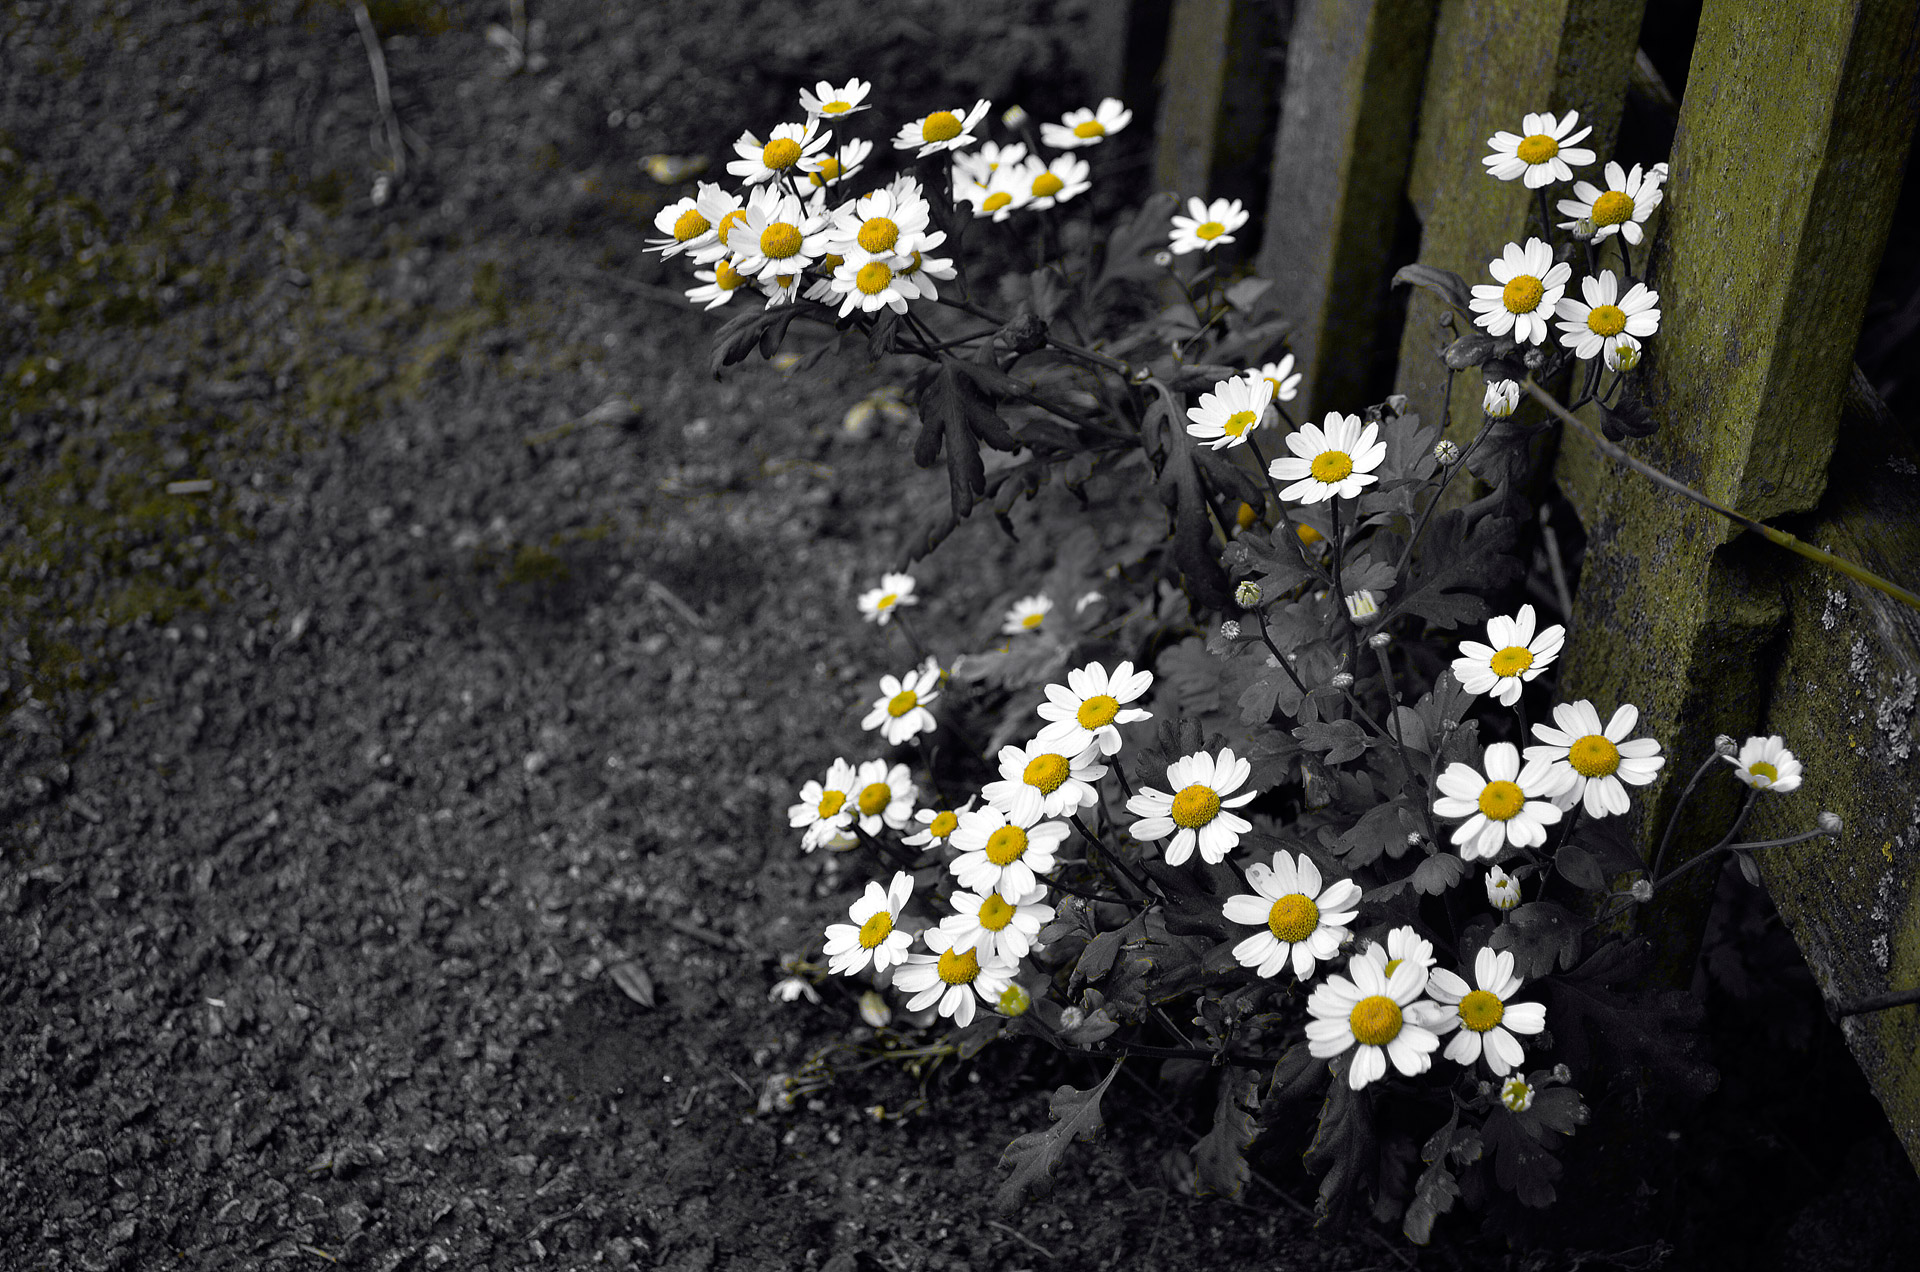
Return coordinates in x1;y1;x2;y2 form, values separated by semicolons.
1039;98;1132;149
1185;371;1275;450
1556;161;1664;244
1524;700;1666;818
891;927;1017;1027
1251;355;1302;406
799;77;872;119
862;663;941;745
1268;411;1388;503
962;160;1034;222
1126;747;1257;866
1035;660;1154;757
757;268;808;308
788;757;857;850
856;572;917;625
822;871;915;975
830;256;914;316
685;260;752;310
1482;109;1596;188
902;800;969;850
1304;955;1445;1091
1483;378;1520;418
726;119;831;185
951;139;1027;189
1485;864;1520;911
1554;270;1661;362
947;803;1071;901
803;137;874;190
1002;594;1054;635
1022;154;1091;210
1431;742;1566;861
1221;850;1361;979
1355;925;1437;982
1453;603;1566;706
939;882;1055;961
1426;946;1548;1076
1168;196;1248;255
647;188;719;258
828;185;934;265
687;187;749;265
1725;735;1804;793
893;233;956;301
1469;238;1572;345
769;972;821;1004
983;737;1106;824
893;100;991;157
849;758;918;834
727;186;830;280
1604;341;1641;373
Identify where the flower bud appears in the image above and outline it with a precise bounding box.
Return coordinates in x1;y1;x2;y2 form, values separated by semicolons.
1234;580;1262;608
1604;342;1642;373
1570;217;1598;242
857;990;892;1029
1433;438;1461;465
1477;1080;1493;1097
1152;250;1174;268
1344;590;1379;622
1501;1077;1535;1112
997;983;1032;1017
1484;379;1520;419
1330;671;1355;690
1522;346;1547;370
1406;831;1424;848
1552;1062;1572;1084
1714;734;1738;757
1130;365;1153;384
1486;865;1520;911
1818;811;1843;836
1368;631;1392;650
1001;104;1030;128
1629;879;1654;903
1218;619;1241;640
1058;1005;1086;1032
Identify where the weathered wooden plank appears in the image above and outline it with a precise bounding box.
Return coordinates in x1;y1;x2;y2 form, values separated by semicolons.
1388;0;1645;429
1152;0;1286;208
1255;0;1438;420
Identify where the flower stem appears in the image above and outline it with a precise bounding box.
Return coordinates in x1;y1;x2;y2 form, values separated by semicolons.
1649;750;1724;879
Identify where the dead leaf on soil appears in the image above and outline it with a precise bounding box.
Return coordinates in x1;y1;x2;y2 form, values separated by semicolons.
608;960;655;1008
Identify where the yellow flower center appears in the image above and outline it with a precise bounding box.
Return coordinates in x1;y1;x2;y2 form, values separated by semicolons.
1384;957;1403;977
900;251;924;276
1076;694;1120;729
856;262;893;295
921;110;962;143
857;781;893;817
1501;1077;1534;1112
978;894;1015;931
1223;409;1257;438
928;810;959;840
1264;376;1286;398
817;790;846;819
1749;760;1778;784
1458;989;1505;1033
1022;754;1070;793
1489;645;1534;677
760;222;803;260
821;100;854;115
1194;220;1226;241
1515;133;1559;165
762;137;803;170
1349;995;1403;1047
821;253;845;271
1568;734;1621;778
673;208;711;241
1586;304;1627;337
1478;780;1526;821
1020;611;1045;629
1296;522;1324;545
808;157;844;187
1310;450;1354;484
1502;274;1545;314
1032;172;1064;198
857;217;900;254
1236;502;1259;530
715;261;747;291
1170;784;1221;829
1266;893;1319;943
1591;190;1634;226
874;591;897;610
886;690;918;717
1072;120;1105;139
857;910;893;949
937;946;980;985
715;208;747;246
981;191;1013;213
984;825;1029;866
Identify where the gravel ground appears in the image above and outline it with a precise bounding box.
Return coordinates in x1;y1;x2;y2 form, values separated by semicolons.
3;3;1918;1271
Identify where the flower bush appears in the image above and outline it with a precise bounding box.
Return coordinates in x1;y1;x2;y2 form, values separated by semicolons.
660;86;1842;1243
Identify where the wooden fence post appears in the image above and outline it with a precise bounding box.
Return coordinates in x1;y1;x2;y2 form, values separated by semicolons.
1254;0;1438;422
1387;0;1646;429
1152;0;1288;210
1550;0;1920;1167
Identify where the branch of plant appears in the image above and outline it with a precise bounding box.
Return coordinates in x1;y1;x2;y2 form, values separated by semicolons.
1391;412;1493;581
1072;813;1152;899
1649;749;1724;879
934;295;1131;377
1522;378;1920;613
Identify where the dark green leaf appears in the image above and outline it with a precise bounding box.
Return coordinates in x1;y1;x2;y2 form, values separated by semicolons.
1221;527;1317;598
1482;1106;1560;1207
1555;844;1605;892
995;1061;1121;1211
1069;913;1146;994
1149;390;1232;609
708;304;805;377
1412;853;1469;896
1294;719;1371;765
1392;263;1474;316
1303;1055;1375;1221
1383;505;1520;630
1402;1110;1464;1245
1095;192;1180;294
1543;938;1719;1098
1192;1066;1262;1198
1488;900;1583;977
1335;799;1417;868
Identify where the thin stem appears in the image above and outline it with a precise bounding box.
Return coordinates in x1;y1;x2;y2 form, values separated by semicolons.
1253;607;1313;702
1392;414;1494;580
1649;750;1724;879
933;295;1130;376
1042;871;1132;907
1072;813;1150;898
1244;430;1286;515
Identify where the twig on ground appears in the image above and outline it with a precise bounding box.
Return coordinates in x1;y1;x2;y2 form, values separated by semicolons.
986;1219;1055;1261
350;3;407;188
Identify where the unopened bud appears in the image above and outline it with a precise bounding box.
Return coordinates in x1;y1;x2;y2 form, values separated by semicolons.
1484;379;1520;419
1570;217;1598;242
857;990;892;1029
1058;1005;1086;1031
1001;104;1030;128
1629;879;1654;903
1406;831;1424;847
1434;438;1461;465
1714;734;1738;757
1501;1077;1535;1112
1552;1062;1572;1084
1818;811;1843;836
1234;580;1262;608
1130;365;1152;384
1330;671;1355;690
1477;1080;1493;1097
1486;865;1520;911
1522;346;1547;370
1604;342;1642;373
1344;589;1379;622
1368;631;1392;649
1152;250;1174;268
1218;619;1241;640
997;983;1032;1017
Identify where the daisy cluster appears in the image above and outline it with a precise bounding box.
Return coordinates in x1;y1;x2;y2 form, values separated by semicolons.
645;81;1132;314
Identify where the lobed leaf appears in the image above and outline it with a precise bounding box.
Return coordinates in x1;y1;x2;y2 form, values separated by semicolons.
1192;1066;1262;1199
995;1061;1122;1211
1294;718;1371;765
1303;1055;1376;1221
1487;900;1583;977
